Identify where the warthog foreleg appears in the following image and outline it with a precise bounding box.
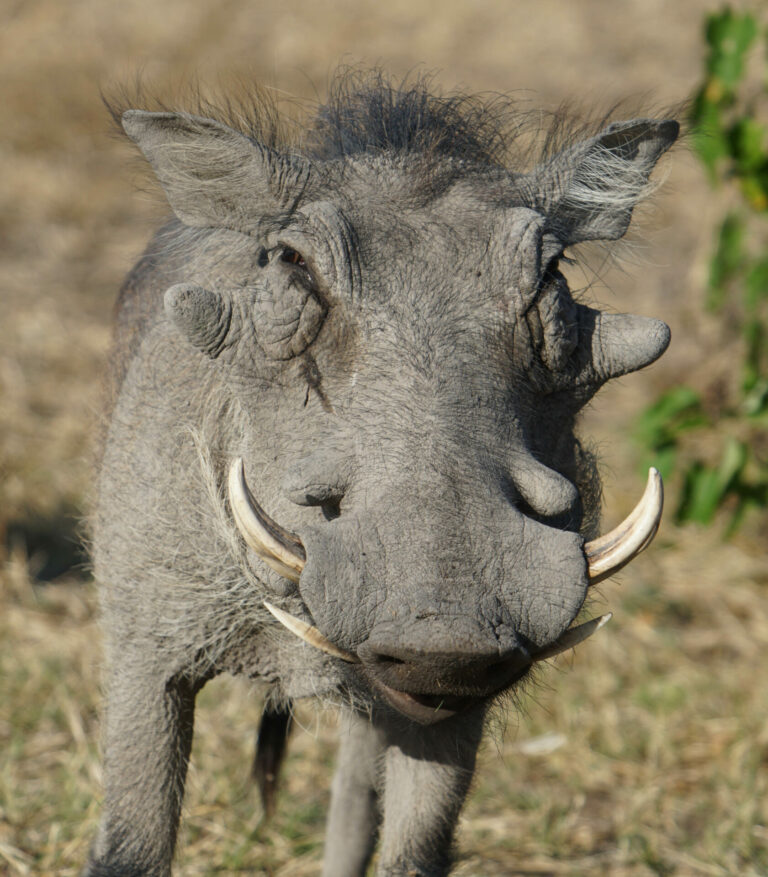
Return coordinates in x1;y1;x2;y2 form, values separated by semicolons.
83;656;201;877
375;707;487;877
322;709;385;877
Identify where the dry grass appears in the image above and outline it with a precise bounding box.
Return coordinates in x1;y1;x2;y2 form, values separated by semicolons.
2;1;767;875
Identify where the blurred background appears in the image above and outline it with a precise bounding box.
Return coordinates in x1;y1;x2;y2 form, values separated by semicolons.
1;1;767;874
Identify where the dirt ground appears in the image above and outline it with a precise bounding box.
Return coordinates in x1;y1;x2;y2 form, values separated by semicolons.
2;1;767;875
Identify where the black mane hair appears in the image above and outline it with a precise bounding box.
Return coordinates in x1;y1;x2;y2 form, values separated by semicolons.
105;67;658;174
303;68;520;165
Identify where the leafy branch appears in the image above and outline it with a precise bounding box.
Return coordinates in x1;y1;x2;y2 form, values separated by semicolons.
635;7;768;535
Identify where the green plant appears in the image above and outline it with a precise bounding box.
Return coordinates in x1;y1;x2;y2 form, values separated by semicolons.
636;7;768;534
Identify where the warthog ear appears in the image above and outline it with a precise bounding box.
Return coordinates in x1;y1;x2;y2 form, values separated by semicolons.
523;118;679;246
121;111;313;232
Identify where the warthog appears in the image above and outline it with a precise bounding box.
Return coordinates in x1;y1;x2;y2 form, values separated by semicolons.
86;72;676;876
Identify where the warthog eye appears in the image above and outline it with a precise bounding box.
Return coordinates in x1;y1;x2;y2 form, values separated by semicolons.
278;246;317;289
280;247;307;269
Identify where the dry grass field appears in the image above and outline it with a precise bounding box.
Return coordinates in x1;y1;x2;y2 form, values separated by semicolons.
2;1;767;875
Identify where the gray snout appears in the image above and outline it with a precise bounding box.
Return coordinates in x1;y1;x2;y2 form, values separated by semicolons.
293;473;588;724
354;619;533;724
358;632;532;698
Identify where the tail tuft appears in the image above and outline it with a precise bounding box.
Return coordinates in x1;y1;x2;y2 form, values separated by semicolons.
252;701;293;819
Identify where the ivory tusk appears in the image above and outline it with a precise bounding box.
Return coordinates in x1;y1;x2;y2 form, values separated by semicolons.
585;468;663;584
228;458;306;582
263;601;360;663
532;613;612;662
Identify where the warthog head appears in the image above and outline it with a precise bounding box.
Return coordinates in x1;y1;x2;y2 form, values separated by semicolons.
123;79;674;724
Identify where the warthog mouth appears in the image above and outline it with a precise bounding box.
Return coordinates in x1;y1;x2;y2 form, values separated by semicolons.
368;681;489;725
228;458;659;721
260;597;612;723
364;613;612;724
366;665;532;725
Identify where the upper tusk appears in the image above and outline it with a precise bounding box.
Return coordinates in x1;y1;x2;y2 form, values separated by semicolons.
532;613;612;662
585;468;663;584
263;601;360;663
228;458;306;582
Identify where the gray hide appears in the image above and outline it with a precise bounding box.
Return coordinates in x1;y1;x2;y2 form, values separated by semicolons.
85;75;677;876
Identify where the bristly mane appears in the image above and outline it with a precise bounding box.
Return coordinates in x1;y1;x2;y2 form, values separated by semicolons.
303;68;519;165
107;67;663;175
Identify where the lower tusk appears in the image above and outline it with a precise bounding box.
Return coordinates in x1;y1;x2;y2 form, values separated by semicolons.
532;613;612;662
228;458;306;582
585;468;663;584
263;601;360;663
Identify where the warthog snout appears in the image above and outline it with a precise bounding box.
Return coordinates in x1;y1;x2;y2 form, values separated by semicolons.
230;458;661;723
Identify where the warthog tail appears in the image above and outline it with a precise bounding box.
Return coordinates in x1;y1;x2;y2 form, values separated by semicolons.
252;702;294;819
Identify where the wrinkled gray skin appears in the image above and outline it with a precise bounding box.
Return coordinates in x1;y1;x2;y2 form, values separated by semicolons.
85;81;677;876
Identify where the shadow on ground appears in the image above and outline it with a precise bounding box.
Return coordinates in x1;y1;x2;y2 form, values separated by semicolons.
4;503;90;583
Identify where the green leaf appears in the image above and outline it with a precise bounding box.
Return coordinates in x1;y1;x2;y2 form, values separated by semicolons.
634;387;705;452
723;495;749;538
707;213;744;310
677;463;721;525
739;172;768;212
745;256;768;311
638;8;768;539
743;258;768;395
718;437;749;491
743;377;768;416
730;116;767;173
676;439;748;525
690;90;730;179
704;10;758;89
742;317;765;393
651;445;678;483
637;444;678;485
